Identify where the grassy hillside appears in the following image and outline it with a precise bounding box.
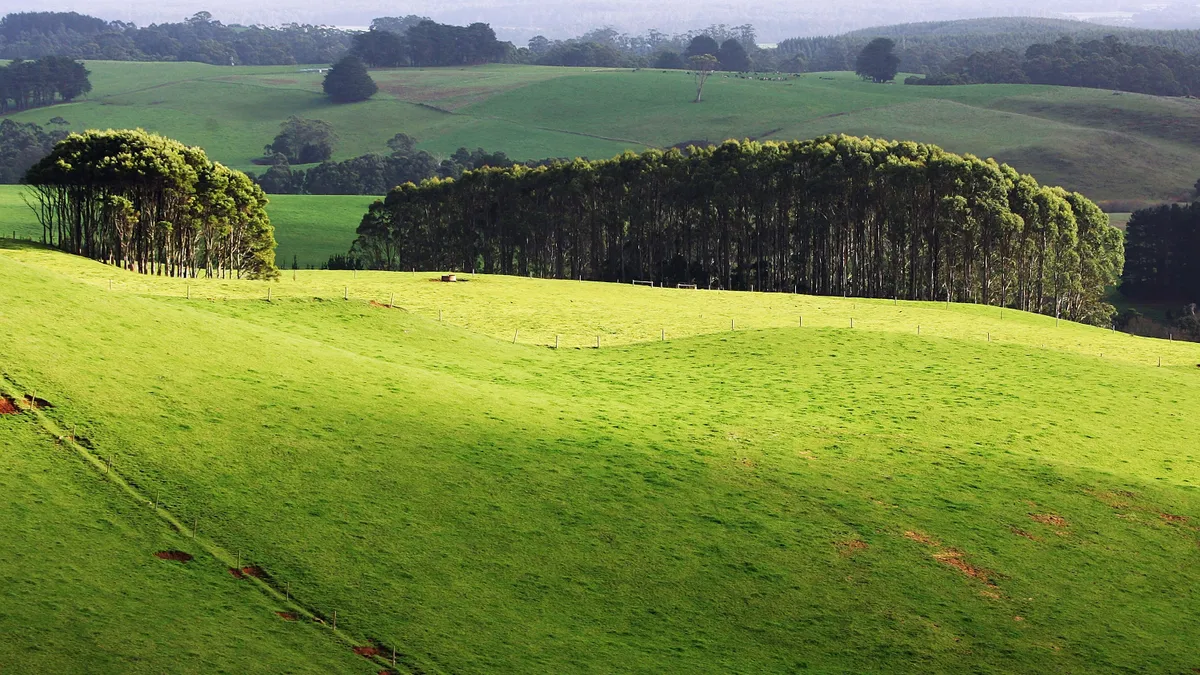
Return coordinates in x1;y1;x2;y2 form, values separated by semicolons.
0;185;373;268
8;62;1200;204
2;239;1198;672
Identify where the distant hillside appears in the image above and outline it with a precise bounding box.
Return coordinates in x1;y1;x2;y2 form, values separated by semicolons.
782;17;1200;73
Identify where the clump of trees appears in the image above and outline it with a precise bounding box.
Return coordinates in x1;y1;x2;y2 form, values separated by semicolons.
856;38;900;83
0;56;91;113
905;36;1200;96
25;129;278;279
349;20;509;67
348;136;1123;324
323;55;376;103
263;117;336;165
1122;203;1200;303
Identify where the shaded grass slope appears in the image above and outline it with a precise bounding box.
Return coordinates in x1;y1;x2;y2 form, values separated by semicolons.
1;241;1198;672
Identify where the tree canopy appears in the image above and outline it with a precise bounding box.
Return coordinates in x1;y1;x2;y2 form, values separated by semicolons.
855;38;901;83
348;136;1123;325
323;55;377;104
684;35;720;59
25;129;278;280
717;39;751;71
265;117;336;165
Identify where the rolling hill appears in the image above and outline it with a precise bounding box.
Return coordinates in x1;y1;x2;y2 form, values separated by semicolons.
2;239;1198;672
7;61;1200;207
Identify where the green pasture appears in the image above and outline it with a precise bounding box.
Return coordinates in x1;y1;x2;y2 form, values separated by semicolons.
1;240;1198;672
9;62;1200;201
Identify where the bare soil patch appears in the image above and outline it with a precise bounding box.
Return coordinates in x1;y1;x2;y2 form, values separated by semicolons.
904;530;940;546
1010;527;1041;541
1161;513;1189;523
1029;513;1068;528
837;539;869;556
934;550;997;585
154;550;193;562
353;646;381;657
276;611;299;621
0;395;19;414
240;565;267;579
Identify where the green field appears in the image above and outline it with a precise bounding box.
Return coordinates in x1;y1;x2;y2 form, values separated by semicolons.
8;61;1200;204
0;185;374;268
2;240;1199;672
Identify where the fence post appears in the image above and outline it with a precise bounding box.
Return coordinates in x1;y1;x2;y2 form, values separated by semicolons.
344;286;348;301
555;335;559;349
389;293;394;307
513;330;518;344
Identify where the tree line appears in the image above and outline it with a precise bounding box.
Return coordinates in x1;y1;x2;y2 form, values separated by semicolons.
0;56;91;113
25;129;279;280
348;135;1123;325
1;11;352;65
906;35;1200;96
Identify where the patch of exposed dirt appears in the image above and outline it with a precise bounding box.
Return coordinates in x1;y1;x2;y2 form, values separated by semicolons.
229;567;245;578
1010;527;1041;541
0;395;19;414
1162;513;1189;523
1029;513;1068;528
154;550;193;562
241;566;267;579
276;611;298;621
353;646;381;657
837;539;869;556
904;530;940;546
369;300;396;309
934;550;997;585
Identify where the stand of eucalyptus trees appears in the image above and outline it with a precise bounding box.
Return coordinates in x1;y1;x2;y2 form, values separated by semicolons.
25;129;279;280
352;135;1123;324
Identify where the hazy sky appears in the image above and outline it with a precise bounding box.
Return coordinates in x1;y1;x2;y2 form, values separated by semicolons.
10;0;1162;42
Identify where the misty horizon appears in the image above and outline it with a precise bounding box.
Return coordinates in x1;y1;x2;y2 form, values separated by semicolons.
12;0;1200;43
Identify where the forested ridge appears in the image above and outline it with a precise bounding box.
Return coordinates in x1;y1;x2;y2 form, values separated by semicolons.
350;136;1123;324
25;129;279;279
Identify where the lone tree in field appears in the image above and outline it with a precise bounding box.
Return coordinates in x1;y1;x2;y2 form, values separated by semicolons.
690;54;718;102
855;38;900;83
323;55;378;103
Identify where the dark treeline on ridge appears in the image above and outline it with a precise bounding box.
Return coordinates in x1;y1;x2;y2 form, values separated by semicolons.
350;136;1123;325
906;36;1200;95
25;129;279;280
0;56;91;113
